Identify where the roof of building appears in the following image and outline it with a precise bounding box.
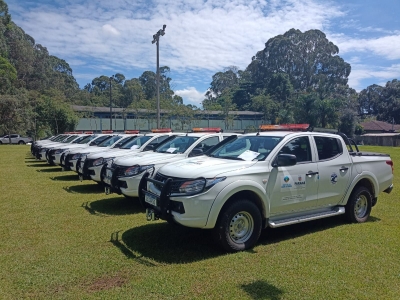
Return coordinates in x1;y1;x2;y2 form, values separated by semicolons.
361;120;400;132
71;105;263;116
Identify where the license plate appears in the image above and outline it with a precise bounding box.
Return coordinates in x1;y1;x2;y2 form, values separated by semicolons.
144;192;158;206
103;169;113;185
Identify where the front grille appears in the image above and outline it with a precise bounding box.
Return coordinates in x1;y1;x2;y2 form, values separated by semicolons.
153;172;186;194
111;164;129;177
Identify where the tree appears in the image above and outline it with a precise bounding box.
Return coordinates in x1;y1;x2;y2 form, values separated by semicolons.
357;84;383;117
0;91;33;136
247;29;351;93
0;56;17;93
250;91;278;124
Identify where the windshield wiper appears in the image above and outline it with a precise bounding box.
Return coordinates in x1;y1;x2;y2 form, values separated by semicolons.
218;156;244;161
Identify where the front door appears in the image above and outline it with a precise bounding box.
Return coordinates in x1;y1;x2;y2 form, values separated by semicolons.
268;135;319;216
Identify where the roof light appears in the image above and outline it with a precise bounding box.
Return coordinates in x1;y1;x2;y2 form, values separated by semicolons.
125;130;140;134
259;124;310;131
192;127;222;133
84;131;93;134
102;130;114;134
151;128;172;133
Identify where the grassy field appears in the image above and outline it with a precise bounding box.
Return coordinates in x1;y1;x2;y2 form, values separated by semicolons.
0;145;399;299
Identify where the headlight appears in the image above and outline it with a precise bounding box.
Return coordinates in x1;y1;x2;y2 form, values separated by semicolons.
93;157;115;167
71;153;89;160
123;164;154;177
177;177;226;196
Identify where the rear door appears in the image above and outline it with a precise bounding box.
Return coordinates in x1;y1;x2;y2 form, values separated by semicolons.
312;136;352;207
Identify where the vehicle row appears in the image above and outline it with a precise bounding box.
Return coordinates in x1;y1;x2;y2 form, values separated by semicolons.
31;125;394;252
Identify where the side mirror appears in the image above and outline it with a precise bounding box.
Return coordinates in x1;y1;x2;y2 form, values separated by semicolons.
189;148;203;157
143;144;154;151
272;154;297;167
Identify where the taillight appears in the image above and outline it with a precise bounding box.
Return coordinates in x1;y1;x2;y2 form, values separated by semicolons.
386;160;394;174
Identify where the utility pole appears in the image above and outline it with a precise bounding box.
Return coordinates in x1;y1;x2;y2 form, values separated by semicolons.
152;25;166;128
109;76;112;130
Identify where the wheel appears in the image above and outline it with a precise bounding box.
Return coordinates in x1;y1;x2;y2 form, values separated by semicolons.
18;141;25;145
345;186;372;223
213;199;262;252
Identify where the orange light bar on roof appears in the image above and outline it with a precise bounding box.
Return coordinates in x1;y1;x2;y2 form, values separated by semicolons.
101;130;114;134
84;131;93;134
125;130;140;134
259;124;310;131
192;127;222;133
151;128;172;133
74;131;83;134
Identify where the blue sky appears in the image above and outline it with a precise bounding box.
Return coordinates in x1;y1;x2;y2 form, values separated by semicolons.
6;0;400;106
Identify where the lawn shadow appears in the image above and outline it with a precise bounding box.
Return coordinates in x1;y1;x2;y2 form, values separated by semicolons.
36;167;62;173
120;223;222;264
259;216;351;246
241;280;284;300
82;196;143;216
63;184;104;194
27;163;56;168
50;174;79;181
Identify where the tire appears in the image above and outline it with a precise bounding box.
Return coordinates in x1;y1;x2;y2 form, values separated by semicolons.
345;186;372;223
18;141;25;145
213;199;262;252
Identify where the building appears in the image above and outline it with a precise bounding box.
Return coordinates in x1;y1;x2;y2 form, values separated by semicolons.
72;105;266;132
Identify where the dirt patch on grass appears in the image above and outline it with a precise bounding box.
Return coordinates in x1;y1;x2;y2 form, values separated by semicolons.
86;273;128;292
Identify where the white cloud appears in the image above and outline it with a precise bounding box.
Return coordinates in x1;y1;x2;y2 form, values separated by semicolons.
102;24;121;36
174;87;206;106
348;64;400;91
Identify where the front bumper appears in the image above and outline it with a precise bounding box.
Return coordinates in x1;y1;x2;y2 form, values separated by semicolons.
139;173;214;228
103;164;154;198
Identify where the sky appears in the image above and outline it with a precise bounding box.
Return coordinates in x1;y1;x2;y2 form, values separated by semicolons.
6;0;400;107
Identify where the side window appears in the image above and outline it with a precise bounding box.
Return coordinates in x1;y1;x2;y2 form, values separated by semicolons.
314;136;343;160
279;136;311;163
195;136;219;152
11;134;18;138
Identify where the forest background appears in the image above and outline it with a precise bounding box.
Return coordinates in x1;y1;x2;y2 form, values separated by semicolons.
0;0;399;139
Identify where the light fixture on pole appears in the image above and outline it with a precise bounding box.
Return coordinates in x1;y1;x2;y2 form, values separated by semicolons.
109;76;113;130
151;24;166;129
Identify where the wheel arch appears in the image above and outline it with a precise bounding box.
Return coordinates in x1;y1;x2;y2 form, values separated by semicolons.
342;174;376;205
206;181;268;229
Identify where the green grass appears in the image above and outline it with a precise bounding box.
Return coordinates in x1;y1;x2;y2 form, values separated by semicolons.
0;145;399;299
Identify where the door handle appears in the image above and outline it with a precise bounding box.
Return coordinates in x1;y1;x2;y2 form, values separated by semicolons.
306;171;319;177
339;166;349;173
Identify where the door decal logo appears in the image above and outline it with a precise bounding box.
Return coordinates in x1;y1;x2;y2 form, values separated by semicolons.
331;173;338;184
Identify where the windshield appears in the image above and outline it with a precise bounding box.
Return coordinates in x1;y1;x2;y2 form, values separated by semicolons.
72;135;90;144
76;135;97;144
112;136;135;148
120;136;152;149
64;135;80;143
98;135;124;147
210;136;282;161
156;136;199;154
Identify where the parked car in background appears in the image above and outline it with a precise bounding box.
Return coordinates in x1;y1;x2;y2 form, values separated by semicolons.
78;129;183;184
103;127;239;199
0;134;33;144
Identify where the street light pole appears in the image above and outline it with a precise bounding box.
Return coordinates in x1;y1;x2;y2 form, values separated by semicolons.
109;76;112;130
152;25;166;129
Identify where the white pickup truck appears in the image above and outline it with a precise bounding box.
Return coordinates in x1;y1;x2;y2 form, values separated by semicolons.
0;134;33;144
103;128;239;198
140;125;394;252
